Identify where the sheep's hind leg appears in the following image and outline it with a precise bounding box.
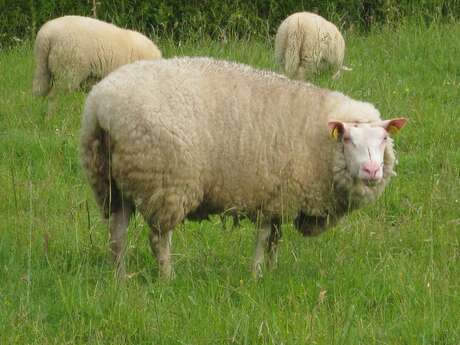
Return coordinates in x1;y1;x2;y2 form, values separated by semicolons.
47;74;83;116
149;229;173;280
46;86;59;116
252;223;271;279
267;219;282;270
252;219;283;278
109;202;134;277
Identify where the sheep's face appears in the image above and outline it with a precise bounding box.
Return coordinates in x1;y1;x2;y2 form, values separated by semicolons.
328;118;407;184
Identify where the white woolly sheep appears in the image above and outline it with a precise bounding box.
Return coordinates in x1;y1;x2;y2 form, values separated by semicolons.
32;16;161;104
80;57;407;279
275;12;348;80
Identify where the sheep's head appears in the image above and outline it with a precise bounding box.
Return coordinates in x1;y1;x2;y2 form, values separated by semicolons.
328;118;407;186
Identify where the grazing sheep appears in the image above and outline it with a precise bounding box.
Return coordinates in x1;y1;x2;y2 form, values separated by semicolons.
32;15;161;105
80;57;407;279
275;12;347;80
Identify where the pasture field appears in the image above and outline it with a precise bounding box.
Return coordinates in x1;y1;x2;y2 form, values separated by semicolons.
1;22;459;344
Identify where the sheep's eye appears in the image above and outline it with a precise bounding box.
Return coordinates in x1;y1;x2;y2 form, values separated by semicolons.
383;136;388;142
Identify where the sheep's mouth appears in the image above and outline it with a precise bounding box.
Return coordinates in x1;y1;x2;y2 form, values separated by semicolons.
354;175;381;187
363;179;379;187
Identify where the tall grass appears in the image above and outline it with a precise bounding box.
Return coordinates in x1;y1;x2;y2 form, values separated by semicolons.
0;21;459;344
2;0;460;48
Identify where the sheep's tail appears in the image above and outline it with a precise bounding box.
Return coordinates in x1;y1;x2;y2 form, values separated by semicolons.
32;29;52;96
80;100;122;219
284;20;304;79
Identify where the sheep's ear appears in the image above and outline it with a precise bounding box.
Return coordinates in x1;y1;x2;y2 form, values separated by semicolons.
328;121;346;141
380;118;408;135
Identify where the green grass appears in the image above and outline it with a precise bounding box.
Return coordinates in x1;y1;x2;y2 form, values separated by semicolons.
1;21;460;345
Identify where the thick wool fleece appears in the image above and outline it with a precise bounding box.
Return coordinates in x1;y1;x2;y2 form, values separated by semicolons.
80;57;397;235
275;12;345;79
32;15;162;97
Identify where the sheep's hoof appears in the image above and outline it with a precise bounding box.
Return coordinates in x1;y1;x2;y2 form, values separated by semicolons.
46;101;58;117
252;263;264;280
113;266;127;281
158;267;175;281
267;256;278;271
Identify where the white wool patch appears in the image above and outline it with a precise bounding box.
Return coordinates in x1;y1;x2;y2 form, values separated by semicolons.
327;93;382;123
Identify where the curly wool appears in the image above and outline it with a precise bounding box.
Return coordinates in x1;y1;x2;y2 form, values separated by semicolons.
32;15;162;97
275;12;345;79
80;57;397;235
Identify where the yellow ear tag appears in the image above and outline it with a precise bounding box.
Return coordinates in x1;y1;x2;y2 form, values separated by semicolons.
331;127;339;140
388;125;399;135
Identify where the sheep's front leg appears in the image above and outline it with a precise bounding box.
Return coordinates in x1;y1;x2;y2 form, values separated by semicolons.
109;204;133;277
149;230;173;280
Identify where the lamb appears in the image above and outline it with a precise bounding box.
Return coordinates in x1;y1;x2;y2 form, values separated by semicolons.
275;12;348;80
80;57;407;279
32;15;161;105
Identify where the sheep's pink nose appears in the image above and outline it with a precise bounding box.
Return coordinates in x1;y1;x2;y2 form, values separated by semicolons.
362;161;381;180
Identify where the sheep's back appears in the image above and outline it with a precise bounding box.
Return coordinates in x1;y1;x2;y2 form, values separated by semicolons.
40;16;154;76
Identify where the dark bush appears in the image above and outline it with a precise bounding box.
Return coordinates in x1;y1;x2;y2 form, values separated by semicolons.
1;0;459;47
